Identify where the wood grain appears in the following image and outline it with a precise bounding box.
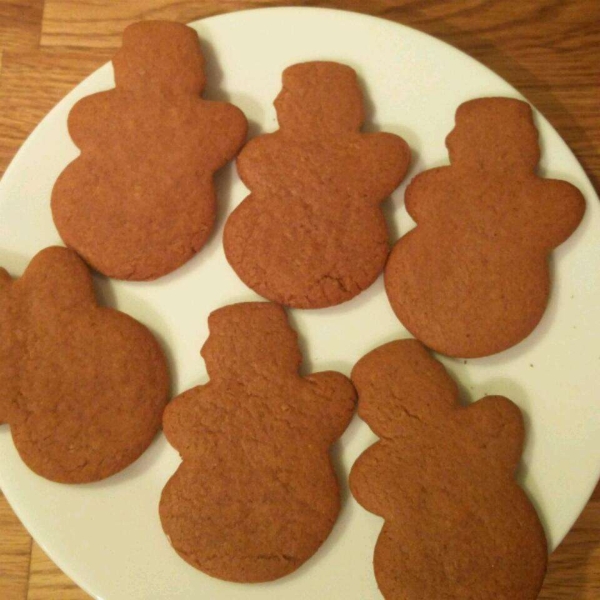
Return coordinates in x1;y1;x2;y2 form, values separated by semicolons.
0;1;598;599
27;543;91;600
0;48;111;175
0;492;31;600
0;1;43;52
539;487;600;600
36;0;600;193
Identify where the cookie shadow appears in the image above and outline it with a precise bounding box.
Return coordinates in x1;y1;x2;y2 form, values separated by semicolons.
212;161;239;241
199;36;266;137
382;199;402;247
356;72;421;246
355;71;420;148
287;307;357;378
197;37;224;100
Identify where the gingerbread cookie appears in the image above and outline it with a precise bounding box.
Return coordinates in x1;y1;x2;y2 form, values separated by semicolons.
0;247;169;483
385;97;585;357
159;302;356;582
349;339;547;600
51;21;247;280
223;61;410;308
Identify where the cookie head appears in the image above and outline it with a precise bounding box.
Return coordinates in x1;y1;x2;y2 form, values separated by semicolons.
14;246;94;310
446;97;540;171
274;61;364;134
201;303;301;379
113;21;206;94
352;340;458;436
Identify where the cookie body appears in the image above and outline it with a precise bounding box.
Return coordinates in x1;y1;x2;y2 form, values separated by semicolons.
349;339;547;600
0;247;169;483
51;21;247;280
385;97;585;357
224;61;410;308
159;302;356;582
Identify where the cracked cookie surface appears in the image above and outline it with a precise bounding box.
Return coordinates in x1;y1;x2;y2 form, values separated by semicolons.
51;21;247;281
223;61;410;308
159;301;356;582
349;339;547;600
0;247;169;483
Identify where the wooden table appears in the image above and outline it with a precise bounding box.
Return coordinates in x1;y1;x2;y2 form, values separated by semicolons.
0;1;598;599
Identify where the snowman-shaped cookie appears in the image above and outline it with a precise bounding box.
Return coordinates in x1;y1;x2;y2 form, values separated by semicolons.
0;247;169;482
52;21;247;280
385;97;585;357
349;339;547;600
224;61;410;308
159;302;356;582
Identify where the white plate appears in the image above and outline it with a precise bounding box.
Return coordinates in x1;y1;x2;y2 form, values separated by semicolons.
0;7;599;600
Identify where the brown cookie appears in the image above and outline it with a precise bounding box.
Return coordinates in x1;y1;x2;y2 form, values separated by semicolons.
385;97;585;358
223;61;410;308
0;247;169;483
159;301;356;582
349;339;547;600
51;21;247;281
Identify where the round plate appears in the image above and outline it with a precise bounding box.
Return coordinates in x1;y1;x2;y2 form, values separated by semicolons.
0;7;598;600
